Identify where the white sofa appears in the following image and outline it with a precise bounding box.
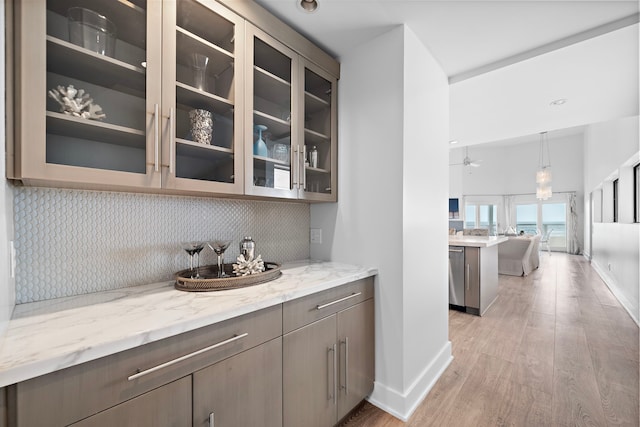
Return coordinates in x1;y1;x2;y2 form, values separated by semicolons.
498;235;541;276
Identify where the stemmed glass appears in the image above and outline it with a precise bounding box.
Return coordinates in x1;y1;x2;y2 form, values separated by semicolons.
208;239;232;278
181;241;205;278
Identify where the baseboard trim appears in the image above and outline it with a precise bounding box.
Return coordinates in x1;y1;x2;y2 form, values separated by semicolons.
366;340;453;421
591;261;639;326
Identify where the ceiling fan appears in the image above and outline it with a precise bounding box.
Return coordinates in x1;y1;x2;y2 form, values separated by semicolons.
449;147;482;168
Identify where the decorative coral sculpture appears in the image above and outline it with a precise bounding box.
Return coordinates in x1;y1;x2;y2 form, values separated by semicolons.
48;85;106;120
232;254;265;276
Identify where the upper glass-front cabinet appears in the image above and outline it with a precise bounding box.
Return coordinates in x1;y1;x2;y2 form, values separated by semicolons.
13;1;336;201
161;0;244;193
13;0;162;188
245;25;299;199
245;24;337;201
300;60;337;201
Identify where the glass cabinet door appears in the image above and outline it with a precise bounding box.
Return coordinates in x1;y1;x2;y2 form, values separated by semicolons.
16;0;162;188
161;0;244;194
299;60;337;201
245;24;299;199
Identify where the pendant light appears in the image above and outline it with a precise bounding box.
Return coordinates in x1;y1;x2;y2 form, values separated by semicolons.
536;132;552;200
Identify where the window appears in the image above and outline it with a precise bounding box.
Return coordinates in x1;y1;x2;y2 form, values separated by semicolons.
542;203;566;250
635;164;640;223
465;205;476;229
613;179;619;223
464;204;498;234
515;204;537;234
515;201;567;251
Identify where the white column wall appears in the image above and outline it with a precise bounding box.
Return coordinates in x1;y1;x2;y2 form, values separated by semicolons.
401;25;450;410
311;24;451;420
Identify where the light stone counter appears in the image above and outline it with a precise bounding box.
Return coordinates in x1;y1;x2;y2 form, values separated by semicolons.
0;261;377;387
448;235;508;248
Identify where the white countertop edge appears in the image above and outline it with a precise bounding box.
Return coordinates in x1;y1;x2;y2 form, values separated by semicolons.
448;236;508;247
0;261;377;387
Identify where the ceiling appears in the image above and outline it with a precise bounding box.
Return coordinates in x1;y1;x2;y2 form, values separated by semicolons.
254;0;639;146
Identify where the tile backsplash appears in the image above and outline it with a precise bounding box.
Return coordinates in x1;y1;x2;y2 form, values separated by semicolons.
14;187;310;304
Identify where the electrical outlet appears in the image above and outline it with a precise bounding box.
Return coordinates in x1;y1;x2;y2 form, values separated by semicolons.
310;228;322;244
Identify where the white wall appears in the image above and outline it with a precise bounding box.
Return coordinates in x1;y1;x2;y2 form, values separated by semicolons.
0;0;15;336
311;25;451;420
450;132;585;249
450;24;638;146
584;116;639;324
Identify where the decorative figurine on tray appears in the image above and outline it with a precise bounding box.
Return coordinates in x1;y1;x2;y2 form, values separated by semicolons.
232;253;265;276
48;85;106;120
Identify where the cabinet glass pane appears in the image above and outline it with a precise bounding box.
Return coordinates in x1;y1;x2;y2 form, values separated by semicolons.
303;68;332;194
173;0;236;183
45;0;147;173
251;38;292;190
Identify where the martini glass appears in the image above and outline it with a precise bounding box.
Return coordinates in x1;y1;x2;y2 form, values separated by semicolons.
181;241;205;278
208;239;232;278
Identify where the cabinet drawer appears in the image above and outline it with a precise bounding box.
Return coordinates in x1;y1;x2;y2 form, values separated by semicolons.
283;277;374;334
12;305;281;427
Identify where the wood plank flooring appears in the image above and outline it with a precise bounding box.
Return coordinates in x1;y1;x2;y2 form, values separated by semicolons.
339;253;639;427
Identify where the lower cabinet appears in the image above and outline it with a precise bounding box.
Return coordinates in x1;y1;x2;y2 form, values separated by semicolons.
193;337;283;427
70;377;192;427
283;279;375;427
7;279;374;427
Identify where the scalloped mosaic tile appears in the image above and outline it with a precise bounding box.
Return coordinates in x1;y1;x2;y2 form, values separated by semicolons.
14;187;310;304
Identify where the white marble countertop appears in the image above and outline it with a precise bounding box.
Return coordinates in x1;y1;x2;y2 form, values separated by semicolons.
0;260;377;387
448;235;508;248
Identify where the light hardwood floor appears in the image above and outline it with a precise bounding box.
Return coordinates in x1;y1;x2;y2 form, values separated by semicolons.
339;253;639;427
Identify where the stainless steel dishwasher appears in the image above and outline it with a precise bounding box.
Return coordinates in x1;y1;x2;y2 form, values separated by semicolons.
449;246;465;309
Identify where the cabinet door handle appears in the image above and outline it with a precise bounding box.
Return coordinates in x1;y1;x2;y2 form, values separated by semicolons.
332;343;338;404
209;412;214;427
153;103;159;172
169;107;175;174
127;333;248;381
327;345;334;401
466;264;470;291
292;145;299;187
340;337;349;394
316;292;362;310
449;248;463;253
301;144;307;190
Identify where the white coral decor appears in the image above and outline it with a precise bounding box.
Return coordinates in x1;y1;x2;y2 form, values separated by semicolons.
48;85;106;120
232;254;265;276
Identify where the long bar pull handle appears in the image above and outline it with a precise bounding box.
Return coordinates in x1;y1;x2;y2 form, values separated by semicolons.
292;145;299;187
302;145;307;190
316;292;362;310
128;333;248;381
466;264;470;291
332;343;338;405
327;346;334;401
209;412;214;427
153;103;159;172
169;107;175;174
340;338;349;394
449;249;464;253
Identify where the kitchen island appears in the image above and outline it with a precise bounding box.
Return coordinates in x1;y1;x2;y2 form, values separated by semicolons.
448;235;507;316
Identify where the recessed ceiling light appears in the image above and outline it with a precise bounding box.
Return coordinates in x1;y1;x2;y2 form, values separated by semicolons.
449;140;459;145
550;98;567;106
299;0;318;12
